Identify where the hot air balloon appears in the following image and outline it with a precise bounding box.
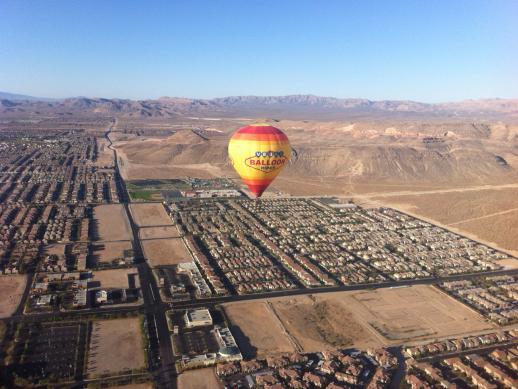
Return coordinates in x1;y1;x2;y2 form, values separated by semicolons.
228;123;291;198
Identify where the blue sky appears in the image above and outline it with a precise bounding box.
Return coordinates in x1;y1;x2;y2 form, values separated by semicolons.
1;1;517;102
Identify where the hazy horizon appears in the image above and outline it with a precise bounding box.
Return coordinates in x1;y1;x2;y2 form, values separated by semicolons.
2;89;517;105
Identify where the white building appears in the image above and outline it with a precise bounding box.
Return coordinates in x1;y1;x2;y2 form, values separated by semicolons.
184;308;213;328
96;290;108;304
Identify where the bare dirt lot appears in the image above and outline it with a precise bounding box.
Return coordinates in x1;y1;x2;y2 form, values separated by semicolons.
0;275;27;318
91;241;133;263
93;204;132;241
130;203;173;227
223;301;297;358
93;137;114;167
142;238;191;266
140;226;181;239
43;243;66;256
270;295;381;352
109;384;153;389
87;317;145;377
178;368;221;389
91;268;138;289
370;187;518;255
225;286;493;355
332;285;493;344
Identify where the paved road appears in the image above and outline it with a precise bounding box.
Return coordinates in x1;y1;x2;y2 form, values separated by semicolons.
170;267;518;310
416;340;518;363
106;120;179;389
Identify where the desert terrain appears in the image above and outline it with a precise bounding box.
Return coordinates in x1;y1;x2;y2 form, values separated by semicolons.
87;317;145;377
43;243;66;257
94;137;115;167
129;203;173;227
141;238;191;267
223;301;297;358
109;384;153;389
224;285;494;356
139;226;181;239
177;368;221;389
335;286;494;343
0;275;27;318
91;268;138;289
93;204;132;241
108;116;518;260
90;241;133;264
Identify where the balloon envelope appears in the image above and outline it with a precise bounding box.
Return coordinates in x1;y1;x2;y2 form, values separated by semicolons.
228;124;291;197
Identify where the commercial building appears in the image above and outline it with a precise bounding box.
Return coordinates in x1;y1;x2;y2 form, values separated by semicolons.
184;308;213;328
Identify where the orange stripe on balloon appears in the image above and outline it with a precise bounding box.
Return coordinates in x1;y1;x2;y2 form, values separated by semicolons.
237;125;284;134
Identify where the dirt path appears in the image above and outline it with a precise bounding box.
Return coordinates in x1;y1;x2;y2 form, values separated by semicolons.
359;183;518;198
266;301;303;353
448;207;518;226
373;202;518;258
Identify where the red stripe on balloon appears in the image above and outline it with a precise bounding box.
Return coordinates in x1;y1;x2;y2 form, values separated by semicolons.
231;133;289;141
242;178;273;197
242;178;273;185
246;184;269;197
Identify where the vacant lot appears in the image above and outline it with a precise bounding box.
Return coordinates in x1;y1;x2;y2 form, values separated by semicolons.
271;295;381;351
335;285;493;343
93;204;132;241
130;203;172;227
372;187;518;255
87;317;145;377
92;268;138;289
225;286;493;355
223;301;296;358
43;243;66;256
91;241;133;263
178;368;221;389
142;238;191;266
0;275;27;318
94;137;114;168
110;384;153;389
140;226;181;239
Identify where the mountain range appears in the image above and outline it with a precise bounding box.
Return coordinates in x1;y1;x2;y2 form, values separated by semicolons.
1;91;517;120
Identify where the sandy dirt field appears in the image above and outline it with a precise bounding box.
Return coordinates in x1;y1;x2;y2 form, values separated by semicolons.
109;384;153;389
0;275;27;318
142;238;191;266
43;243;66;256
225;286;493;355
497;257;518;269
270;295;382;351
223;301;297;358
332;285;493;344
116;146;221;180
94;137;114;167
92;268;138;289
87;317;145;377
91;241;133;263
130;203;173;227
371;187;518;224
178;368;221;389
140;226;181;239
93;204;132;241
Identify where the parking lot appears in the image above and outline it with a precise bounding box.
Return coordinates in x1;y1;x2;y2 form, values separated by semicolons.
12;321;88;381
